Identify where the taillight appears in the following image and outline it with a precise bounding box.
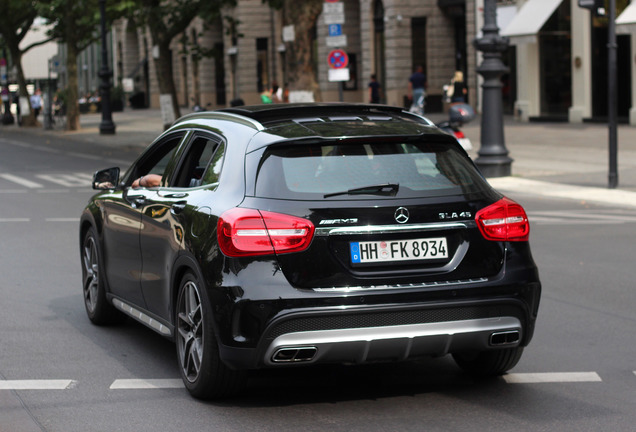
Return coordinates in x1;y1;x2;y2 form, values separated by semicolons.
453;130;466;139
475;197;529;241
218;208;315;257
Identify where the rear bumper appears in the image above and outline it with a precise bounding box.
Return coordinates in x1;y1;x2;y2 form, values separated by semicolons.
218;297;536;370
263;316;521;366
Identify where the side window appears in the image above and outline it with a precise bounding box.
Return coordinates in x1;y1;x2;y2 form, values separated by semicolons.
129;133;184;187
172;135;225;188
201;141;225;186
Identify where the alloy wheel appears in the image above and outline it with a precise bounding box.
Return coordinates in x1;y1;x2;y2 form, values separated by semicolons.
82;235;99;313
177;280;204;383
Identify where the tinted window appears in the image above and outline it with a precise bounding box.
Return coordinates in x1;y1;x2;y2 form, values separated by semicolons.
254;141;488;199
172;136;223;188
125;133;185;187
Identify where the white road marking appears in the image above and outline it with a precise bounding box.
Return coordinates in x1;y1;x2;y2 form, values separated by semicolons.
504;372;602;384
0;380;76;390
0;218;30;222
110;379;184;390
35;173;91;187
0;174;43;188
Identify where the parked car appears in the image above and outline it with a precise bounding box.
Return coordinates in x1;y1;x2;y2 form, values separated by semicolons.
80;103;541;399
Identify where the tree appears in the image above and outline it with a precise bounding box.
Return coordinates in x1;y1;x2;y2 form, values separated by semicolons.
267;0;323;101
38;0;117;131
0;0;54;127
122;0;235;129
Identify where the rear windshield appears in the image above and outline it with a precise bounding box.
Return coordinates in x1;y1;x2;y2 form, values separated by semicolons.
254;141;489;199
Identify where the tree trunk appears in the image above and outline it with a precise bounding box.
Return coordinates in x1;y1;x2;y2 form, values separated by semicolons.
9;45;38;127
155;41;181;129
283;0;323;100
65;44;81;131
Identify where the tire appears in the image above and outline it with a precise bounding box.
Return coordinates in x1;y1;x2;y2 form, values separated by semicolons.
452;347;524;376
81;227;122;325
175;271;246;399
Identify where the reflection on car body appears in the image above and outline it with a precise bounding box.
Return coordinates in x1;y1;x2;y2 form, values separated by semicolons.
80;103;541;399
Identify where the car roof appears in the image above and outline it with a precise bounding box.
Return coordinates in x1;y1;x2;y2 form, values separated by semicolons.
175;103;451;145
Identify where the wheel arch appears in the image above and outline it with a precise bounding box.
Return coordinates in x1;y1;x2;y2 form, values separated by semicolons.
170;254;209;326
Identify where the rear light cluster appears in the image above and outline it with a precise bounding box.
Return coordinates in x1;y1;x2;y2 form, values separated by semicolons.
218;208;315;257
475;197;530;241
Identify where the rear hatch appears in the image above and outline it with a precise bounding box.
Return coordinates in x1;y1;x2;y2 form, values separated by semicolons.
242;137;505;289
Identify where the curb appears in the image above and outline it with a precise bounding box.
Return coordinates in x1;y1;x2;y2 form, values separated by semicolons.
488;177;636;208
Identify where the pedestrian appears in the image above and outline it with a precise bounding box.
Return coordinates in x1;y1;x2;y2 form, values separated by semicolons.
448;70;467;104
368;74;382;104
30;89;43;118
408;65;427;114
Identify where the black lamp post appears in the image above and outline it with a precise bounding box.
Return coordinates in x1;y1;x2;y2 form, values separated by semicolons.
473;0;511;177
98;0;116;135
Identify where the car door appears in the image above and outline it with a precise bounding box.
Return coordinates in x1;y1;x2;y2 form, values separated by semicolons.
138;133;225;320
101;131;186;308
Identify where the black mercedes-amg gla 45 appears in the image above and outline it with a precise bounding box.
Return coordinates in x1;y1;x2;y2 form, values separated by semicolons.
80;104;541;399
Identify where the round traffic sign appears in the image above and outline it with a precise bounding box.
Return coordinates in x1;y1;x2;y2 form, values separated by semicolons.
327;49;349;69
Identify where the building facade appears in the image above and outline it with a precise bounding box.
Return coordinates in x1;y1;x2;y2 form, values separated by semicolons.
502;0;634;124
111;0;478;113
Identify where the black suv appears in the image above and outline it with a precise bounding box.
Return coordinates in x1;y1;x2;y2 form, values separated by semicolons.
81;103;541;399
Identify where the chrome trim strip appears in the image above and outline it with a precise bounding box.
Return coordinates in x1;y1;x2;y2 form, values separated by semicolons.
315;222;468;236
112;298;172;336
263;317;522;366
312;277;488;292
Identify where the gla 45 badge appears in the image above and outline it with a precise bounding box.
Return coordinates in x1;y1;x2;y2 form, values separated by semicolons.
439;211;472;220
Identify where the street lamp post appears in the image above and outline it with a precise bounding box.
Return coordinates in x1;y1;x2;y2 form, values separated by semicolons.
98;0;116;135
473;0;512;177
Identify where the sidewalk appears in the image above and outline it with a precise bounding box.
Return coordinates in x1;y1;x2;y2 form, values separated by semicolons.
5;107;636;208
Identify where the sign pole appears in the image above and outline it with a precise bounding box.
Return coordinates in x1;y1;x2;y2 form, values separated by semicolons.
608;0;618;188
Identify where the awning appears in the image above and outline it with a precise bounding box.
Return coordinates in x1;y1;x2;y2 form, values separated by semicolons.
501;0;564;45
617;2;636;34
478;5;517;38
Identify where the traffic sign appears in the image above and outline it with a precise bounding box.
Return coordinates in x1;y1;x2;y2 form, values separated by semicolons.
327;49;349;69
323;2;345;24
328;24;342;37
326;35;347;47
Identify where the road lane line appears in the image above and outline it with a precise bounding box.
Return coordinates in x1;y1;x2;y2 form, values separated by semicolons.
0;174;43;189
0;380;75;390
110;379;184;389
36;174;89;187
504;372;602;384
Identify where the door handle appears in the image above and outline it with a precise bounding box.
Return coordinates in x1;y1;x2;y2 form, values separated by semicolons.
162;192;188;198
127;194;146;207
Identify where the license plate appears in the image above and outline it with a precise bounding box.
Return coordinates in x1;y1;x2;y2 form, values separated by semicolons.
350;237;448;264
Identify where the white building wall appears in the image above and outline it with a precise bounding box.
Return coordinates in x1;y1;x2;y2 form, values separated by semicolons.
569;0;592;123
20;20;57;82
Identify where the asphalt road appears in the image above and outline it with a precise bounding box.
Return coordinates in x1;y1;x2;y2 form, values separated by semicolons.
1;130;635;431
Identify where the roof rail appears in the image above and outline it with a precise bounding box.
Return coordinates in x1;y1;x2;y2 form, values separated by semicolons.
218;103;407;125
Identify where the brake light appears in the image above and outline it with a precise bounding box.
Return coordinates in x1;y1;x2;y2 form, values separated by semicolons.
475;197;529;241
453;130;466;139
218;208;315;257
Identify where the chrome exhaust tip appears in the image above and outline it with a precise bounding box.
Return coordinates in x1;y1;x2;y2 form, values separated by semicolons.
489;330;520;346
271;347;317;363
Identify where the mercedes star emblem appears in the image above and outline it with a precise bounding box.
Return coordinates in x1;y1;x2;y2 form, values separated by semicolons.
394;207;409;224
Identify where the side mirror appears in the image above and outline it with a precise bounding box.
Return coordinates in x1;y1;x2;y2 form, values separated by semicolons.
92;167;120;190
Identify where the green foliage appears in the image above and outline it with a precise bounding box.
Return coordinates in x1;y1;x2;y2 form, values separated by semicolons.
0;0;40;46
37;0;125;50
121;0;237;45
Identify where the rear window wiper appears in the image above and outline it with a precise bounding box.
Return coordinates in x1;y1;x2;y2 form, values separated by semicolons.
324;183;399;198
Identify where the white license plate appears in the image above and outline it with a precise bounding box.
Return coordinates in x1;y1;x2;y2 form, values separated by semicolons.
350;237;448;264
